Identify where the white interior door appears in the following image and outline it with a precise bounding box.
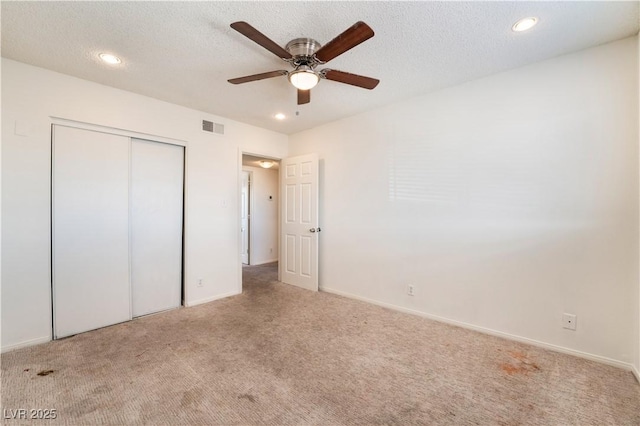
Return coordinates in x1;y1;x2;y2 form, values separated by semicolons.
241;171;250;265
280;153;319;291
53;125;131;338
131;139;184;317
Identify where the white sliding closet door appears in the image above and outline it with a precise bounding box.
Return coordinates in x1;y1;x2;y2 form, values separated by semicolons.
131;139;184;317
53;126;131;338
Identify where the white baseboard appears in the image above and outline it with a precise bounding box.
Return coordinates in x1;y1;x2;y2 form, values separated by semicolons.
633;365;640;384
1;335;51;353
250;259;278;266
320;286;635;372
1;292;242;352
185;290;240;307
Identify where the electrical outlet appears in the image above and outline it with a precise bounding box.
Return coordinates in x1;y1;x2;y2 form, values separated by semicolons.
562;313;577;330
197;278;204;288
408;285;415;296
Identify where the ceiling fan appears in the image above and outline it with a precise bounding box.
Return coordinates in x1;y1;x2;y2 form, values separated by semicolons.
228;21;380;105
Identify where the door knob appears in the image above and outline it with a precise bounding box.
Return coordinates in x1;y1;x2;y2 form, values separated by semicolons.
309;228;316;233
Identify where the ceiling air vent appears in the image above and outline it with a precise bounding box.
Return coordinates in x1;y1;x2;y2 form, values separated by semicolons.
202;120;224;135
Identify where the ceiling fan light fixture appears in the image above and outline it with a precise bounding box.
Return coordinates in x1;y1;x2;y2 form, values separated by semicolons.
512;17;538;32
260;160;275;169
288;65;319;90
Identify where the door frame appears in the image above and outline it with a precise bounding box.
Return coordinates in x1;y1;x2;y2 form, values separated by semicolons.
241;170;252;265
238;149;282;292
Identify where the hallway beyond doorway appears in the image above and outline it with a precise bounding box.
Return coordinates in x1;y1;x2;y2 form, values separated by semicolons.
242;261;278;289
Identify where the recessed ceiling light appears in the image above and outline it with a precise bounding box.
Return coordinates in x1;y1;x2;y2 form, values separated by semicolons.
274;113;286;120
512;17;538;32
99;53;122;65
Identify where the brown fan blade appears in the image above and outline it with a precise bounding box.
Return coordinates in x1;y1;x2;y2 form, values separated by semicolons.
230;22;292;59
322;69;379;90
298;89;310;105
228;70;288;85
315;21;374;63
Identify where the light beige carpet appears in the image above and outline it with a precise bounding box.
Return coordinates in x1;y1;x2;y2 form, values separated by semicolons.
2;262;639;425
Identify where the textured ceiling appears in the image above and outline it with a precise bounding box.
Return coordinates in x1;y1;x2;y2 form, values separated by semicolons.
2;2;638;134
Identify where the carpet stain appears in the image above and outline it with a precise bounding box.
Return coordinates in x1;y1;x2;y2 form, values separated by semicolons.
500;364;523;375
68;398;99;416
180;389;204;408
509;350;528;361
500;351;540;375
238;393;256;403
92;385;110;394
36;369;55;376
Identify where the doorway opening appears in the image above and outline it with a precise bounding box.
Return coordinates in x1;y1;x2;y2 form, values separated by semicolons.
241;153;281;290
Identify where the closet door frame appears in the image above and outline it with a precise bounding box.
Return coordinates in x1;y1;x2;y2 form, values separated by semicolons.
50;117;188;338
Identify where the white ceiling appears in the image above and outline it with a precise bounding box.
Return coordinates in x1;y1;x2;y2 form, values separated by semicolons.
2;2;638;135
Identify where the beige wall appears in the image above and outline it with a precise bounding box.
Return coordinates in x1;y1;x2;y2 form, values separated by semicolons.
290;37;639;368
242;166;279;266
1;59;288;351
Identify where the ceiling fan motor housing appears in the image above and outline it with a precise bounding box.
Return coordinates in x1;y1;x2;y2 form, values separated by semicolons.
286;38;323;67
